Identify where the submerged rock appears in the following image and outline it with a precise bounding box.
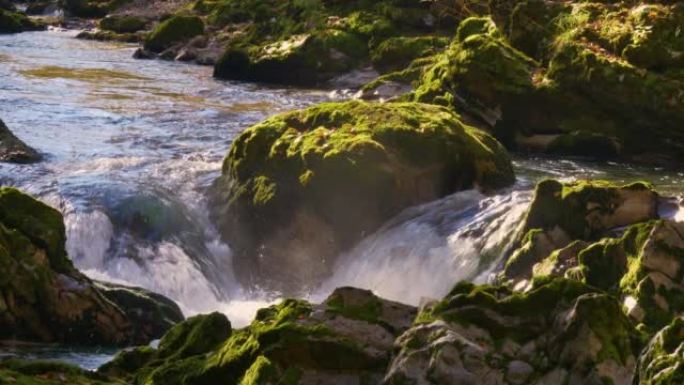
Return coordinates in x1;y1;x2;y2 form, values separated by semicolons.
0;187;183;346
209;100;515;293
0;119;42;163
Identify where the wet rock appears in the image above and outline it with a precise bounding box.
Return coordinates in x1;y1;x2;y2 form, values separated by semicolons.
133;47;156;59
0;187;183;346
209;100;515;293
0;119;41;163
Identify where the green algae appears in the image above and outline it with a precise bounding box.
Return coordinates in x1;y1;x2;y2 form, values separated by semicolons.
20;66;150;82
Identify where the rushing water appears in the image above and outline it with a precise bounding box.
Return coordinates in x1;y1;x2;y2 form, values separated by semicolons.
2;30;684;368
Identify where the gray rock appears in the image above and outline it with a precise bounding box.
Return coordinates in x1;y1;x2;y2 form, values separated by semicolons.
0;119;41;163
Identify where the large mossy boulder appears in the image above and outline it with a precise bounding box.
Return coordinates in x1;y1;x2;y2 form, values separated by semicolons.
144;15;205;53
209;100;515;292
0;187;183;346
101;287;416;385
0;119;41;163
385;278;641;385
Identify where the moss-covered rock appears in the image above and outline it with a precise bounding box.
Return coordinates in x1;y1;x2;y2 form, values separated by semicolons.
411;9;684;164
636;317;684;385
502;179;658;282
206;0;455;85
0;360;123;385
60;0;126;18
99;14;146;33
0;9;41;33
0;118;42;163
387;278;640;385
214;29;367;86
370;35;450;73
209;100;515;292
0;187;183;346
144;15;205;53
101;287;416;385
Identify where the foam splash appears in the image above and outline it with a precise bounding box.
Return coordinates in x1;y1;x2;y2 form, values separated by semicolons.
315;190;531;305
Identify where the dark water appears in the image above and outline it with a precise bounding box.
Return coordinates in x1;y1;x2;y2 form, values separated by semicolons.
1;30;683;368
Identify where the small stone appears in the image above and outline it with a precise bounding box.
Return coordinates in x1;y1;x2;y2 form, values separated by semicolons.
506;360;534;385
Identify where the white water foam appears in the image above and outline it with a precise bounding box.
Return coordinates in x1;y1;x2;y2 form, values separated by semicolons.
63;206;273;327
315;189;531;305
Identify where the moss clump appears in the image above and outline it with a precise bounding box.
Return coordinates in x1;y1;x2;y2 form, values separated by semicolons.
214;29;367;86
100;15;146;33
370;35;450;73
408;3;684;163
0;9;39;33
145;15;205;53
115;294;396;385
209;100;514;292
0;360;123;385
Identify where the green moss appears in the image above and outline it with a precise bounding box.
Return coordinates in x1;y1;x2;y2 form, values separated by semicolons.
0;360;122;385
157;312;232;360
215;29;367;85
100;15;146;33
0;187;72;273
145;15;204;53
0;9;38;34
370;35;450;73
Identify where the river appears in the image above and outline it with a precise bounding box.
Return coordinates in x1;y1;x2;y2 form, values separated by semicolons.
1;30;683;369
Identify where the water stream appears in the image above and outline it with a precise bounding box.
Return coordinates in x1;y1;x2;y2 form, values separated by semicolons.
2;30;684;368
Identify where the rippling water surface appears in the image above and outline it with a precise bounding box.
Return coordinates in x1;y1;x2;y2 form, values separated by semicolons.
2;30;684;368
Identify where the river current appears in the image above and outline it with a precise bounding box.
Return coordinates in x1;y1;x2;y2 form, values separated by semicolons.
2;30;684;369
